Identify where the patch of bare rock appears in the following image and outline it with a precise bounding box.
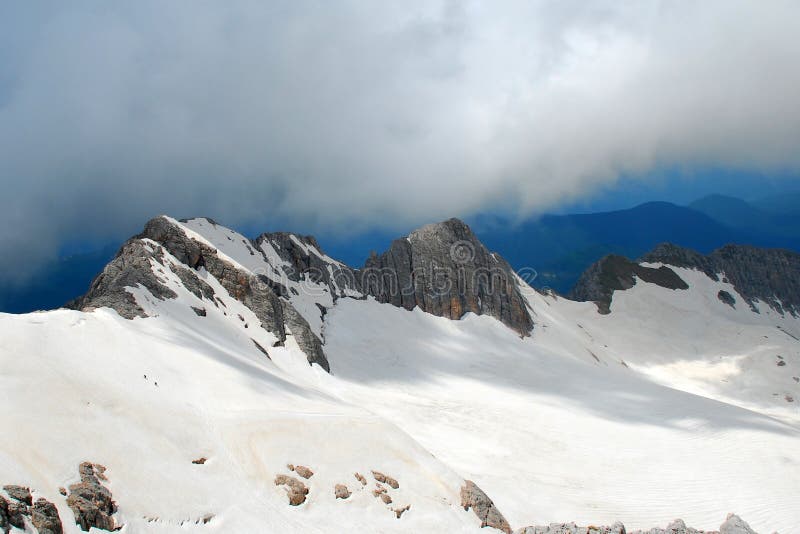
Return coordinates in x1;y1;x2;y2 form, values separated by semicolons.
274;475;309;506
393;504;411;518
66;462;118;532
461;480;512;534
31;499;63;534
354;472;367;486
334;484;351;500
371;471;399;489
2;487;31;507
1;484;63;534
288;464;314;479
516;514;758;534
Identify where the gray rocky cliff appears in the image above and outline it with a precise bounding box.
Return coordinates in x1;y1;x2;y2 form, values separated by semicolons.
641;243;800;316
568;254;689;314
68;216;329;371
67;216;535;373
362;218;534;336
570;241;800;317
255;232;362;298
517;513;757;534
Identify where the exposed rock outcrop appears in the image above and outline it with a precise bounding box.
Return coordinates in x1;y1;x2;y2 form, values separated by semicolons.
569;254;689;314
517;514;757;534
255;232;362;298
3;486;31;506
393;504;410;519
460;480;511;533
0;489;64;534
31;498;63;534
334;484;351;499
69;216;538;373
66;462;117;532
6;500;26;529
68;216;330;371
0;495;9;534
363;218;533;336
274;475;309;506
570;241;800;316
717;290;736;308
641;243;800;316
66;240;180;319
719;514;756;534
289;465;314;479
518;521;626;533
371;471;399;489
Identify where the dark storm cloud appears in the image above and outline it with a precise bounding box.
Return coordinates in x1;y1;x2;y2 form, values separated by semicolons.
1;1;799;282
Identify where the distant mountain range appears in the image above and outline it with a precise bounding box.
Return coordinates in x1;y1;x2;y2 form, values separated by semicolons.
474;193;800;294
2;193;799;312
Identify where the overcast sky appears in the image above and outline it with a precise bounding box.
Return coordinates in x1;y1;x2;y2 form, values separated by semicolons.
1;1;799;282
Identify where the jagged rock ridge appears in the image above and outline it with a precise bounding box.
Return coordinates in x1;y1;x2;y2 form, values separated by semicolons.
641;243;800;316
570;242;800;316
517;513;757;534
68;216;330;371
569;254;689;314
68;216;534;373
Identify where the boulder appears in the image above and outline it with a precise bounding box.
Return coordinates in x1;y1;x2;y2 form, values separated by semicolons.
719;514;756;534
66;462;117;532
274;475;308;506
460;480;511;534
31;498;63;534
3;486;32;506
371;471;399;489
334;484;351;500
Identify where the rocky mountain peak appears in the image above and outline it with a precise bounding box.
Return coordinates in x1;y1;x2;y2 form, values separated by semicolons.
407;217;473;242
573;241;800;316
69;216;330;370
364;218;534;336
67;215;536;376
569;253;689;314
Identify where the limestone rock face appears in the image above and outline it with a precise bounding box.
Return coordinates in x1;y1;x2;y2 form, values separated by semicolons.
719;514;756;534
641;242;800;316
363;218;533;336
31;498;63;534
255;232;362;298
68;216;330;372
517;514;759;534
460;480;511;534
68;216;537;372
571;241;800;317
518;522;626;534
66;462;117;532
66;240;181;319
569;254;688;314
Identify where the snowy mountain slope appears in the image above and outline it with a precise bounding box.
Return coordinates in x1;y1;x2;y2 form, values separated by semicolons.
0;240;492;533
556;251;800;423
320;298;800;532
1;215;798;533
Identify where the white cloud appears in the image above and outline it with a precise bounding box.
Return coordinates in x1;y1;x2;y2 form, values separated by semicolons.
0;0;799;280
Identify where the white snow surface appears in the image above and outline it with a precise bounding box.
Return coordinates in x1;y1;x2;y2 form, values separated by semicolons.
1;218;799;533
